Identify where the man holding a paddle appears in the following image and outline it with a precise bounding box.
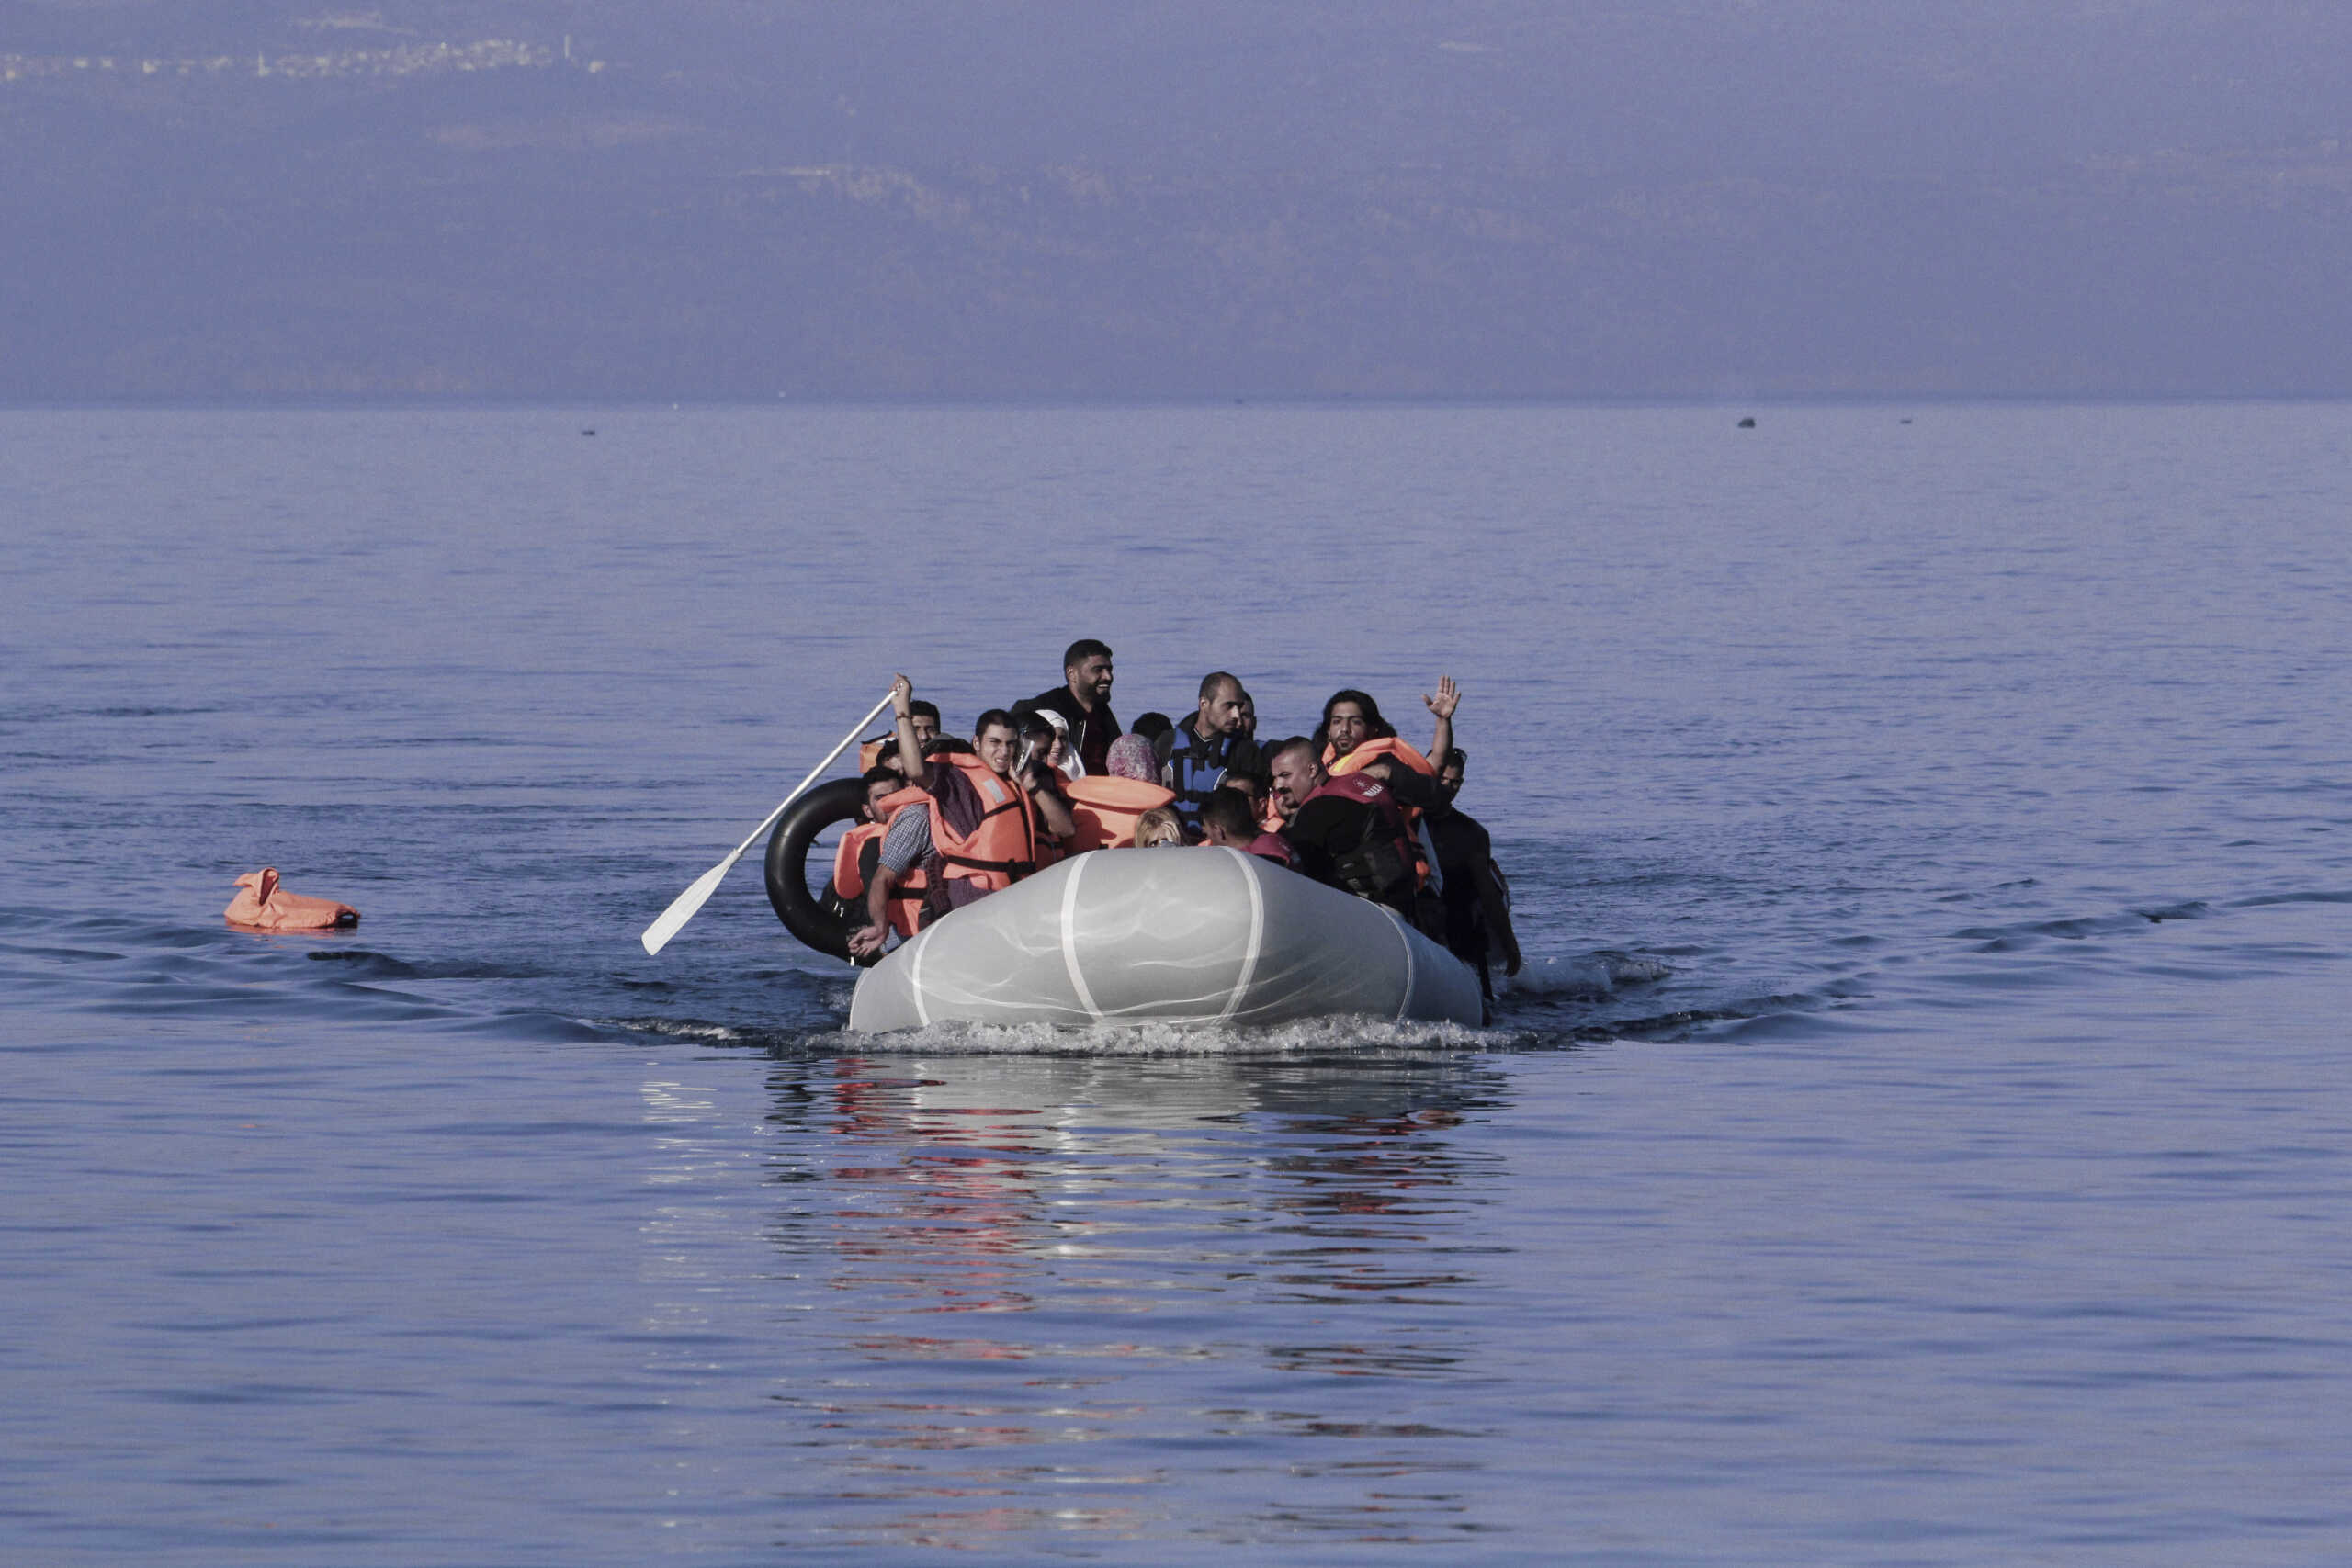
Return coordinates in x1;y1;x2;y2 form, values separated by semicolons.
845;675;1076;959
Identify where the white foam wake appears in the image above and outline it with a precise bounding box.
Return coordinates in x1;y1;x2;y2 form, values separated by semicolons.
796;1013;1502;1056
1501;952;1672;999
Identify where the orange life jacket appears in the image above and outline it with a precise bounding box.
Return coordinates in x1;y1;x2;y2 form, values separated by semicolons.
224;867;358;931
1062;774;1178;853
831;820;887;898
1326;736;1436;779
925;753;1038;896
1325;737;1437;886
831;785;931;938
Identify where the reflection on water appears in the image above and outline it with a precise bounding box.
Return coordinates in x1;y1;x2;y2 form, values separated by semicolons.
734;1053;1513;1549
6;405;2349;1562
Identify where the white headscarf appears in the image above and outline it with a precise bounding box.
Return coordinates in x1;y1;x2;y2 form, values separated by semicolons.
1034;707;1086;781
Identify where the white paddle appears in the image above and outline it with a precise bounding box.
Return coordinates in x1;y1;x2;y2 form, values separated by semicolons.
639;690;897;956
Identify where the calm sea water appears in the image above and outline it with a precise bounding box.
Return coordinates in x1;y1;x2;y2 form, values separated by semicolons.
3;403;2348;1564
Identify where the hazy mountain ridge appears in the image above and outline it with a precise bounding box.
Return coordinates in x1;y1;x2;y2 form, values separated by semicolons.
7;1;2349;397
2;39;584;84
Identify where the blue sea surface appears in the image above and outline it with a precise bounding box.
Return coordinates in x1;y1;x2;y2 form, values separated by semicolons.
3;403;2348;1563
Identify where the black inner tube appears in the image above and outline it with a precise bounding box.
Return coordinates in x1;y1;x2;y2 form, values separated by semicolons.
763;776;872;961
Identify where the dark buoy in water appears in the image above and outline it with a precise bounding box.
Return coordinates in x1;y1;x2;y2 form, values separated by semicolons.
1736;416;1756;429
582;428;596;436
1900;417;1914;424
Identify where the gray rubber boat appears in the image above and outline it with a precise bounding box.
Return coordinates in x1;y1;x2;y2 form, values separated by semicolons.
846;845;1484;1032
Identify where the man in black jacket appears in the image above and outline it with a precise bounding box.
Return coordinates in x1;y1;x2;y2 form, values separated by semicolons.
1020;638;1121;776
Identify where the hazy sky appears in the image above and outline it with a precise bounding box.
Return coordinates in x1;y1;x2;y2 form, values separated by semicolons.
6;1;2347;397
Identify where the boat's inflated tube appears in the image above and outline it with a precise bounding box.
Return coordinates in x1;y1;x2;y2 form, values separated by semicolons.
847;846;1483;1032
764;776;873;960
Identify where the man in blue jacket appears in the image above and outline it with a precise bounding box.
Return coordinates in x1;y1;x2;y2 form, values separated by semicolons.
1165;671;1261;827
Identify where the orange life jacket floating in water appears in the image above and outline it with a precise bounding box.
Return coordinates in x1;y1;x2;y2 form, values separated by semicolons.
1062;774;1178;852
224;868;358;931
925;754;1038;897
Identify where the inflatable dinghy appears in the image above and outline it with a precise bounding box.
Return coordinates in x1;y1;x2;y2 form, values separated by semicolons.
847;846;1484;1032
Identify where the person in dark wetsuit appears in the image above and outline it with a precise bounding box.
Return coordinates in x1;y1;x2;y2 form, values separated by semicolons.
1422;748;1523;1003
1265;735;1442;931
1020;638;1121;776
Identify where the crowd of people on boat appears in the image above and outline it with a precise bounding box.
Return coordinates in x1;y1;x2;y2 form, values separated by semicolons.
830;638;1524;1000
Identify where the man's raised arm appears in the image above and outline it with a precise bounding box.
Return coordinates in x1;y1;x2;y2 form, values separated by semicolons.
888;674;930;789
1422;674;1459;765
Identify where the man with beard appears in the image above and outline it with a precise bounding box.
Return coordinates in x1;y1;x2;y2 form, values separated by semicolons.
1165;671;1261;828
1021;638;1121;776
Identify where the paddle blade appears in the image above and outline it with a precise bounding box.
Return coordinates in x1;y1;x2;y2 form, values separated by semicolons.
640;859;733;956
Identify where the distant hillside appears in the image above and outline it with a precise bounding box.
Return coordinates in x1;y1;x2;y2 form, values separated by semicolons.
6;1;2350;398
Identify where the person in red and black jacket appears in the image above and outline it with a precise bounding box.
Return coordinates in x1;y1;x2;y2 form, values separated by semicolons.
1265;735;1442;931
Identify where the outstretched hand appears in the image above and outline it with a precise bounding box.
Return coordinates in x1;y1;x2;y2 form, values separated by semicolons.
847;923;887;959
1422;676;1460;720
